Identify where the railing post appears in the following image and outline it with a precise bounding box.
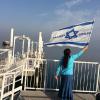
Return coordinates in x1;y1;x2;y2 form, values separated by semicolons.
11;73;15;100
44;60;47;91
24;61;27;90
96;64;100;92
21;65;24;84
0;74;5;100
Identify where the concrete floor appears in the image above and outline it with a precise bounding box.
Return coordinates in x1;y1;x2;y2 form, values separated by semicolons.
20;90;96;100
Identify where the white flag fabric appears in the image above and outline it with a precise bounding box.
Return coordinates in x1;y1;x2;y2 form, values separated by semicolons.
45;21;94;48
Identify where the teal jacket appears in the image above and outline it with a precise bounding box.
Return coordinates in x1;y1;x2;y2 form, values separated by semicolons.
56;51;84;76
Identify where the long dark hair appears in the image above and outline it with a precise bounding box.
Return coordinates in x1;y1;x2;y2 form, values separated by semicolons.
62;48;71;68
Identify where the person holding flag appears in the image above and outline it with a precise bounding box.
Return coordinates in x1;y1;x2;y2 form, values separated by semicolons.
45;20;94;100
55;46;88;100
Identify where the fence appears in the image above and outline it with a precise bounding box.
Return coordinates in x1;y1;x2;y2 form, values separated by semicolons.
23;58;46;90
0;58;99;100
0;49;25;100
0;64;24;100
0;72;22;100
24;59;100;93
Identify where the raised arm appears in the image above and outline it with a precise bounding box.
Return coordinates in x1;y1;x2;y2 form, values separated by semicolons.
72;45;88;60
82;45;88;52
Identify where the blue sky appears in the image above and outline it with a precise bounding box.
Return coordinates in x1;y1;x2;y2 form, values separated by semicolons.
0;0;100;32
0;0;100;62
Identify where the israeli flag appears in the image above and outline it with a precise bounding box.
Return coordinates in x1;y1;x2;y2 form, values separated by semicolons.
45;21;94;48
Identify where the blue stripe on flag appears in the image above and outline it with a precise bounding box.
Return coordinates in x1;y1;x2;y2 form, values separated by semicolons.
59;20;94;30
45;42;89;46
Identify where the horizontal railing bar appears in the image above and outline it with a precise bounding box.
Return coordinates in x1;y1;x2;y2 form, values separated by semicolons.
3;91;13;98
73;90;97;93
46;59;99;64
25;87;97;93
0;72;15;76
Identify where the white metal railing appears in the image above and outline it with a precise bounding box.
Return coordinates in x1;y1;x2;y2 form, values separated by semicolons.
0;58;99;100
24;59;100;93
23;58;46;90
0;51;8;66
0;50;11;73
0;65;23;100
0;72;22;100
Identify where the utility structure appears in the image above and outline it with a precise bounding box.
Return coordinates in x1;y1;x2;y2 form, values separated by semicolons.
24;32;45;89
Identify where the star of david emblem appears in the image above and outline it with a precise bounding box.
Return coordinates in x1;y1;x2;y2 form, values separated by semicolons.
65;29;78;39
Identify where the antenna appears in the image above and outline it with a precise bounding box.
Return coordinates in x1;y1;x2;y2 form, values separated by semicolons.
10;28;14;47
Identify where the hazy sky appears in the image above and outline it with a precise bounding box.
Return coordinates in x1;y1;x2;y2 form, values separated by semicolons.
0;0;100;62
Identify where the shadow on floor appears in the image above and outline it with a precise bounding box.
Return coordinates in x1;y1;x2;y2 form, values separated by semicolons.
43;90;60;100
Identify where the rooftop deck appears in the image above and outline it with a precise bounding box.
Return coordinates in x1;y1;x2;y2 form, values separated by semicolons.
20;90;96;100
